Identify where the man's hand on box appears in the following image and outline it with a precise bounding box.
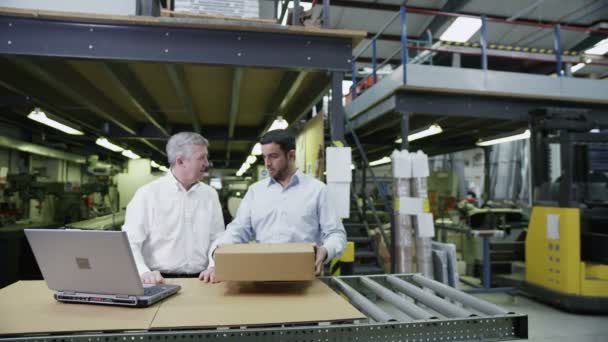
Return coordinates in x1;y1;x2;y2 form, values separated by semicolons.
141;271;165;285
199;266;218;283
314;245;328;275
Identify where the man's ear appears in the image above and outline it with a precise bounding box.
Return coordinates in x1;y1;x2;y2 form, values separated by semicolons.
288;150;296;161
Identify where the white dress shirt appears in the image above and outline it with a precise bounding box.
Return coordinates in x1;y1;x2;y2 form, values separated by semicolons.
210;169;346;266
122;172;224;275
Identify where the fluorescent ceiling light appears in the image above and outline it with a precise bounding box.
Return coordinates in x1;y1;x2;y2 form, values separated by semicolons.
159;165;169;172
246;155;257;164
27;108;84;135
121;150;141;159
440;16;482;43
476;129;530;147
95;137;124;152
236;164;249;177
585;38;608;55
150;161;161;168
267;116;289;132
251;143;262;156
369;156;391;167
571;63;586;73
590;128;600;133
395;124;443;143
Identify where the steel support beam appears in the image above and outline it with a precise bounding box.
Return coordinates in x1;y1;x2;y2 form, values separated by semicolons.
0;15;353;71
225;68;244;165
107;123;260;143
347;95;397;131
0;78;103;135
395;91;532;122
166;64;201;134
102;62;169;137
7;57;139;135
330;72;345;142
399;110;409;151
277;71;309;116
5;58;166;156
323;1;608;34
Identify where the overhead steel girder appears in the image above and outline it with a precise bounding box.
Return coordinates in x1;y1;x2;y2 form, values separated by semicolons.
0;15;353;71
225;67;244;165
107;123;260;143
0;78;103;135
394;90;608;122
165;64;201;134
102;62;169;137
6;57;139;135
6;57;165;156
346;95;398;132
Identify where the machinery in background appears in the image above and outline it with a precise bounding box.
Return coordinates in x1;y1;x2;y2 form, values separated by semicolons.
0;174;116;226
524;108;608;313
436;202;528;285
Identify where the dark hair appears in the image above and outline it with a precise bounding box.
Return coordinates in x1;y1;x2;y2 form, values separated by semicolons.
260;129;295;153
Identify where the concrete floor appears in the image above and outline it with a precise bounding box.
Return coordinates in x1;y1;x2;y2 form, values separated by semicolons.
473;290;608;341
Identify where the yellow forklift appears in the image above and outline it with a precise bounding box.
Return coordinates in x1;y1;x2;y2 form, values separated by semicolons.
524;108;608;313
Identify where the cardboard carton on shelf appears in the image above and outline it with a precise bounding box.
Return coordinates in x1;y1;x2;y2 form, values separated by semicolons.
215;243;315;282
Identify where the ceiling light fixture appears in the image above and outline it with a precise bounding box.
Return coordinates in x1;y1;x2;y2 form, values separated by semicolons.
476;129;531;147
27;108;84;135
251;143;262;156
236;162;251;177
267;116;289;132
395;124;443;144
150;161;161;168
159;165;169;172
246;155;257;164
369;156;392;167
585;38;608;56
571;63;586;73
95;137;124;152
121;150;141;159
440;16;482;43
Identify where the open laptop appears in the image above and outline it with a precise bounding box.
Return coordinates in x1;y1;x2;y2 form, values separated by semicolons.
24;229;181;307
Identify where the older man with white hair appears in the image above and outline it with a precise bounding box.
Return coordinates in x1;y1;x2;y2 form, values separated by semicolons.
122;132;225;285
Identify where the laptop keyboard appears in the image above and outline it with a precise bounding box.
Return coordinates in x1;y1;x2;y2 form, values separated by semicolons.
143;286;165;297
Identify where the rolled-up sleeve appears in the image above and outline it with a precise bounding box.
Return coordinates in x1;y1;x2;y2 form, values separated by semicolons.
318;186;347;262
122;189;150;275
208;188;255;267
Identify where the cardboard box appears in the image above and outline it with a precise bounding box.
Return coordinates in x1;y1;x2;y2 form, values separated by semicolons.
215;243;315;282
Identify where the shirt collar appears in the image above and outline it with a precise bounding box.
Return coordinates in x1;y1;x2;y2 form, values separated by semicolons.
267;169;302;189
165;170;200;193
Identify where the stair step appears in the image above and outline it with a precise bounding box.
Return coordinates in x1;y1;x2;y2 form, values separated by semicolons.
344;223;366;228
348;236;372;244
353;265;385;275
355;250;376;259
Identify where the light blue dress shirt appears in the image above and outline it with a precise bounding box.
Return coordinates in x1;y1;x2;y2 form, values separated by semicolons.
210;169;346;265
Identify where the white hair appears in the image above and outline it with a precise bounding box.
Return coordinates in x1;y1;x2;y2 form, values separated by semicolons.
166;132;209;166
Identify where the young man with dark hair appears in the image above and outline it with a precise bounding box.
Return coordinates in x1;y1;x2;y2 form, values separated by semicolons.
200;129;346;283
